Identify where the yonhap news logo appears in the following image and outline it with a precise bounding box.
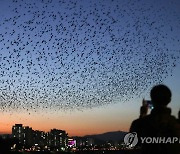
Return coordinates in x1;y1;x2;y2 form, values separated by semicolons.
124;132;138;147
124;132;180;147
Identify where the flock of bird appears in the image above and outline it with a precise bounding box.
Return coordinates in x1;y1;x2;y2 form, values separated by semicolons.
0;0;180;112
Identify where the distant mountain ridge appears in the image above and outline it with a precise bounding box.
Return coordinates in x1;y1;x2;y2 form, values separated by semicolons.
73;131;128;143
84;131;127;142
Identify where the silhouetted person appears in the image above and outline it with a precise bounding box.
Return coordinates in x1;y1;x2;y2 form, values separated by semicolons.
130;84;180;154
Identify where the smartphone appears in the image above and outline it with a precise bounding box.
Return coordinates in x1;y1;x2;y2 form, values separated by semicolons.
146;100;154;109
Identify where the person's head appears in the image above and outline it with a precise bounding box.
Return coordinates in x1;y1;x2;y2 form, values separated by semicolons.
150;84;171;107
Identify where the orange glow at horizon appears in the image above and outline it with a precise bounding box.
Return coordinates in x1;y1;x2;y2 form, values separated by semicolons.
0;104;133;136
0;124;130;137
0;118;130;136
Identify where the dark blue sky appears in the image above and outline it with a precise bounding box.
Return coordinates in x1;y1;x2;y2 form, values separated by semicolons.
0;0;180;111
0;0;180;135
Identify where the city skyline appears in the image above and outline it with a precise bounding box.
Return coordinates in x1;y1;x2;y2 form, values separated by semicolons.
12;124;68;148
0;123;129;152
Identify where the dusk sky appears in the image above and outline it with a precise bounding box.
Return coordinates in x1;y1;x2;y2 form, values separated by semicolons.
0;0;180;136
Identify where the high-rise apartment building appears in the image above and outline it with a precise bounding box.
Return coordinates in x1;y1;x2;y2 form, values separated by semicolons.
12;124;68;149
